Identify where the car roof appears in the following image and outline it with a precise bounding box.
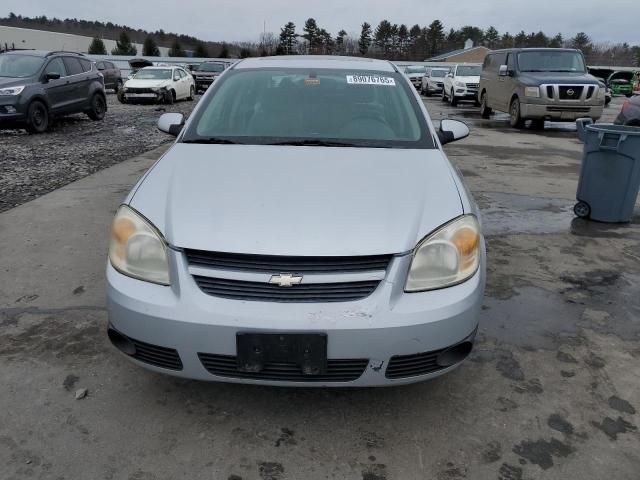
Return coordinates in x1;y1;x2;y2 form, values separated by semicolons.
489;48;581;54
140;66;177;70
2;50;85;58
235;55;397;72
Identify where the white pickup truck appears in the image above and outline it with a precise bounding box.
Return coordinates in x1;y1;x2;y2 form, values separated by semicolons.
442;64;482;106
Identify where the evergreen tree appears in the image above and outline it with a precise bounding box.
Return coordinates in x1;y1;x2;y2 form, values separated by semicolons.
514;31;527;48
219;43;230;58
500;32;514;49
484;26;499;49
194;42;209;58
336;30;348;55
302;18;320;54
168;39;185;57
358;22;372;56
549;33;564;48
111;31;137;55
142;36;160;56
88;37;106;55
571;32;592;55
278;22;298;55
426;20;445;57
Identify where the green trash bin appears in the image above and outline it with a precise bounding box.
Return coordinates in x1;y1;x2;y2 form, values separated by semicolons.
574;118;640;223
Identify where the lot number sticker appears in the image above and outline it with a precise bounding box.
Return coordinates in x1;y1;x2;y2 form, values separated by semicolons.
346;75;396;86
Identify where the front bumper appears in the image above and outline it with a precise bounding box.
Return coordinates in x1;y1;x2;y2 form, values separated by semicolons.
521;102;603;121
106;245;485;387
123;91;165;103
453;88;479;100
0;99;26;125
195;78;215;89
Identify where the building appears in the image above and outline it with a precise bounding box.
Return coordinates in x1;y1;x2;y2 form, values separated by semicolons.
426;39;491;63
0;25;169;56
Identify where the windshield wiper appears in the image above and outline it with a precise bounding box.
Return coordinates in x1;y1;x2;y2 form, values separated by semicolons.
266;139;360;147
182;138;242;144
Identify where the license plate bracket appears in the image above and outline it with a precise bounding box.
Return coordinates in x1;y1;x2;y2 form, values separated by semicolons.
236;333;327;375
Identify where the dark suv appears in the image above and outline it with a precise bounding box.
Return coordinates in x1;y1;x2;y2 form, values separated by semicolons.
0;50;106;133
96;60;122;92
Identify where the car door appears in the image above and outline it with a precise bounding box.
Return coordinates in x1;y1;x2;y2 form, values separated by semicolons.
179;68;192;95
42;57;72;113
62;56;89;111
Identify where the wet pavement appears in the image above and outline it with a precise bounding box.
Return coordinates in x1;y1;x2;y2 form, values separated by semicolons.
0;94;638;480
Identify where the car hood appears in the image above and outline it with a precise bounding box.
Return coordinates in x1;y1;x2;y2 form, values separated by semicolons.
518;72;601;85
455;76;480;83
406;73;423;79
129;144;464;256
193;71;221;77
125;78;171;88
0;76;33;88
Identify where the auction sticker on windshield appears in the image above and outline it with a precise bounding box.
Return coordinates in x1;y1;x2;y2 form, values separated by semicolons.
346;75;396;86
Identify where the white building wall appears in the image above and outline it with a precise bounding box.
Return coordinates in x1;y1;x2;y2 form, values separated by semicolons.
0;25;169;56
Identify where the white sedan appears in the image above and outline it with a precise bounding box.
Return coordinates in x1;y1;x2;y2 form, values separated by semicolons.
119;66;195;104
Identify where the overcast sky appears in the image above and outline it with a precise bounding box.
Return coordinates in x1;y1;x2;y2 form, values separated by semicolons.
4;0;639;45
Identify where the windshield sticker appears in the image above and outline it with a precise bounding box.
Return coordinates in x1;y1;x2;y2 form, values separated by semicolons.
305;78;321;86
346;75;396;86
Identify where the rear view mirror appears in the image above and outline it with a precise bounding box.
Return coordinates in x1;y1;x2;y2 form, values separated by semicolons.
158;113;185;136
438;119;470;145
45;72;61;81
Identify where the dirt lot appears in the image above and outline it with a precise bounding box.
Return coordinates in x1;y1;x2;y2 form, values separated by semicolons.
0;93;199;213
0;93;639;480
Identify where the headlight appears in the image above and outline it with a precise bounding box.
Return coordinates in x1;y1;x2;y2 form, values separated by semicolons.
0;85;25;96
455;81;465;88
597;88;606;99
405;215;481;292
108;205;170;285
525;86;540;98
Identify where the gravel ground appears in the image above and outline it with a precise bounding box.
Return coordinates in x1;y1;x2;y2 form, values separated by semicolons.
0;93;199;213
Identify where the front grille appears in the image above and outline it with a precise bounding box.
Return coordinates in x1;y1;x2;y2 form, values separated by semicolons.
546;86;555;98
559;86;584;100
126;87;155;94
198;353;368;382
185;250;392;273
386;348;447;379
586;86;595;99
546;106;590;113
130;338;183;370
193;276;380;302
466;83;479;89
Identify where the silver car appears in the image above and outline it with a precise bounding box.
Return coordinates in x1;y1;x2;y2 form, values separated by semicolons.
106;56;486;387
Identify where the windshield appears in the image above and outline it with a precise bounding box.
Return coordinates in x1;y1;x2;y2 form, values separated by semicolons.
197;63;225;72
134;69;172;80
405;66;426;74
518;51;586;72
183;68;433;149
431;70;448;78
456;65;481;76
0;54;45;78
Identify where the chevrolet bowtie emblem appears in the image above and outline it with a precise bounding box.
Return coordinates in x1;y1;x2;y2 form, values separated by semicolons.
269;274;303;287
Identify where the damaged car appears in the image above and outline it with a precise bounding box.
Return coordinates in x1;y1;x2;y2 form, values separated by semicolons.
118;66;195;104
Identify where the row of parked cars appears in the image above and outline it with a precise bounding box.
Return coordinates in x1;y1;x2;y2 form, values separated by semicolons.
0;49;230;133
404;47;639;129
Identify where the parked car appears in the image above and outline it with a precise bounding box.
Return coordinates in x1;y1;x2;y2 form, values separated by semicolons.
607;71;634;97
615;95;640;126
442;64;481;106
125;58;153;80
0;50;106;133
192;61;227;92
106;56;485;387
478;48;605;128
403;65;427;89
119;66;195;104
96;60;122;92
421;67;450;96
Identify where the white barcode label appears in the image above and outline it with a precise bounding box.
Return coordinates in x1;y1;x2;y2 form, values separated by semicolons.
346;75;396;86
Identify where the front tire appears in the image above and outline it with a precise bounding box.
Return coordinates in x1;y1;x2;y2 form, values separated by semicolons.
117;89;127;104
164;89;175;105
450;89;458;106
25;101;49;134
188;85;195;101
480;92;492;118
441;87;447;102
87;93;106;121
509;98;524;128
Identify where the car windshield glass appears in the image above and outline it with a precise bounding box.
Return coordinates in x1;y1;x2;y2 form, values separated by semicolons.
431;70;448;78
405;66;426;74
197;63;225;72
183;68;434;149
0;54;45;78
456;65;481;76
134;69;172;80
518;51;586;72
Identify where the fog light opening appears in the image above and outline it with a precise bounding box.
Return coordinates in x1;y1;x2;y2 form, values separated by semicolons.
436;341;473;367
108;327;136;356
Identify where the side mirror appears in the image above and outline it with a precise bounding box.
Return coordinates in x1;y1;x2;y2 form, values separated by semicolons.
438;119;470;145
499;65;512;77
45;72;61;81
447;73;453;78
158;113;185;136
97;66;105;71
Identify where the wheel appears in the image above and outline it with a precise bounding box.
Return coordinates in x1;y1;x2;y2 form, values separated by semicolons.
509;98;524;128
188;85;195;101
480;92;492;118
87;93;106;121
115;79;123;92
164;89;175;105
574;201;591;219
450;89;458;106
530;119;545;130
25;100;49;134
117;89;127;104
441;87;447;102
625;93;633;98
